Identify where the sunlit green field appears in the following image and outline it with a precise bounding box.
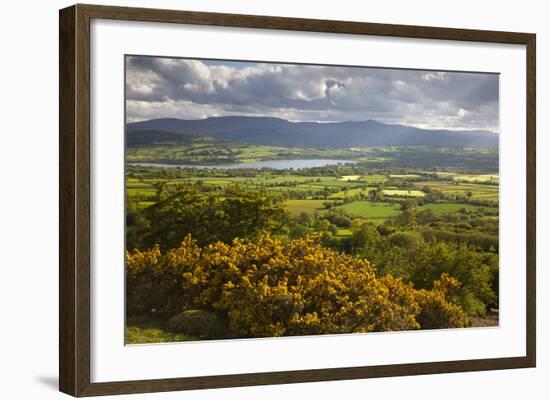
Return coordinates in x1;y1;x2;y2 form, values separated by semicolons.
286;200;328;215
382;189;425;197
418;203;498;214
126;174;382;199
337;201;402;221
389;174;422;178
127;169;500;223
126;188;156;197
127;141;378;164
453;174;499;183
329;187;373;199
415;181;499;202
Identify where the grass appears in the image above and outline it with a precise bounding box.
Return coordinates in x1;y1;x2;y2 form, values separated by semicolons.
126;173;389;202
336;228;353;236
126;188;157;197
126;315;197;344
389;174;421;178
258;175;335;184
415;181;499;202
418;203;498;214
361;175;388;184
337;201;401;221
127;181;156;189
270;185;318;193
338;175;361;181
286;199;328;215
127;140;369;165
453;173;499;183
382;189;425;197
137;201;156;208
305;179;359;188
329;187;373;199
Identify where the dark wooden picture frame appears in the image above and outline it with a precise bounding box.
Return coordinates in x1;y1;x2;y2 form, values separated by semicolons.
59;3;536;397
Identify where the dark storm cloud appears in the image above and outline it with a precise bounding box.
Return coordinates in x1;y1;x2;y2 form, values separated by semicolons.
125;56;499;131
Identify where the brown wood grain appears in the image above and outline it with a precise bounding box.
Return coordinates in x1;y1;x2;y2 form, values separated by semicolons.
59;5;76;395
59;3;537;397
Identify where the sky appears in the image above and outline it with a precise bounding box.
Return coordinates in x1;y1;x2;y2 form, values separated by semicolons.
125;56;499;132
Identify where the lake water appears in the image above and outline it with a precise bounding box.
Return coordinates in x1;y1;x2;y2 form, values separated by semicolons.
129;159;356;170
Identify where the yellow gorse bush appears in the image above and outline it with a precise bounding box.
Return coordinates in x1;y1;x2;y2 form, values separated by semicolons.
126;235;468;338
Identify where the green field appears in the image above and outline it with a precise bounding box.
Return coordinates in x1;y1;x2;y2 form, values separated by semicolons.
382;189;425;197
389;174;422;178
337;201;401;220
415;181;499;202
126;173;393;204
127;168;499;221
127;139;375;165
329;187;373;199
126;188;156;197
359;175;388;184
286;199;328;215
338;175;361;181
453;174;499;183
419;202;498;214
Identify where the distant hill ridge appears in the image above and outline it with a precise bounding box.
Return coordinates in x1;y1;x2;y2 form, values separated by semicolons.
127;116;498;149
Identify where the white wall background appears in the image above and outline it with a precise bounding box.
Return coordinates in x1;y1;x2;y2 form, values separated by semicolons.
0;0;546;399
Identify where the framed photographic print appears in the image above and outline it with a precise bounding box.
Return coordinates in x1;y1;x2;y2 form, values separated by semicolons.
59;4;536;397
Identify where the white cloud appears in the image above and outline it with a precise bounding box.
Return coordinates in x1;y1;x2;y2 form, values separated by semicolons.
125;56;499;132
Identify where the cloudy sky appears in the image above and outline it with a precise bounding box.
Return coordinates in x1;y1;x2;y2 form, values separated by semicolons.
126;56;499;132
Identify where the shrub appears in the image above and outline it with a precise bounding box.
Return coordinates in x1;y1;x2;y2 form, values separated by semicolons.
126;235;468;338
168;310;227;339
125;243;196;316
415;274;469;329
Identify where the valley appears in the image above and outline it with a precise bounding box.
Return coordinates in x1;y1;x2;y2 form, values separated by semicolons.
125;119;500;343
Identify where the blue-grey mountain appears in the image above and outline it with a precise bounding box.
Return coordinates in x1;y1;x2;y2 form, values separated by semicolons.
127;117;498;149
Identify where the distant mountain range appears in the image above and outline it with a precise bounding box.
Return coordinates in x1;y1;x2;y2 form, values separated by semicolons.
127;116;498;149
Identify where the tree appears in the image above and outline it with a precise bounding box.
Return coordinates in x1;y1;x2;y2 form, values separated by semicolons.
316;219;332;232
126;198;149;250
350;222;384;263
400;199;417;211
415;208;436;225
140;184;289;249
393;209;416;227
330;215;351;228
376;242;496;316
388;231;424;249
350;218;364;233
288;224;311;239
297;211;312;226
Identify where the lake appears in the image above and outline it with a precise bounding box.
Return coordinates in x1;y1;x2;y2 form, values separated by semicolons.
129;159;356;170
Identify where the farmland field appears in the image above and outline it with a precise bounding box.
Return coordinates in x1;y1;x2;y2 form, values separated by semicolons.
453;174;499;183
415;181;499;202
337;201;402;220
382;189;425;197
418;202;498;214
329;187;373;199
286;199;328;215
